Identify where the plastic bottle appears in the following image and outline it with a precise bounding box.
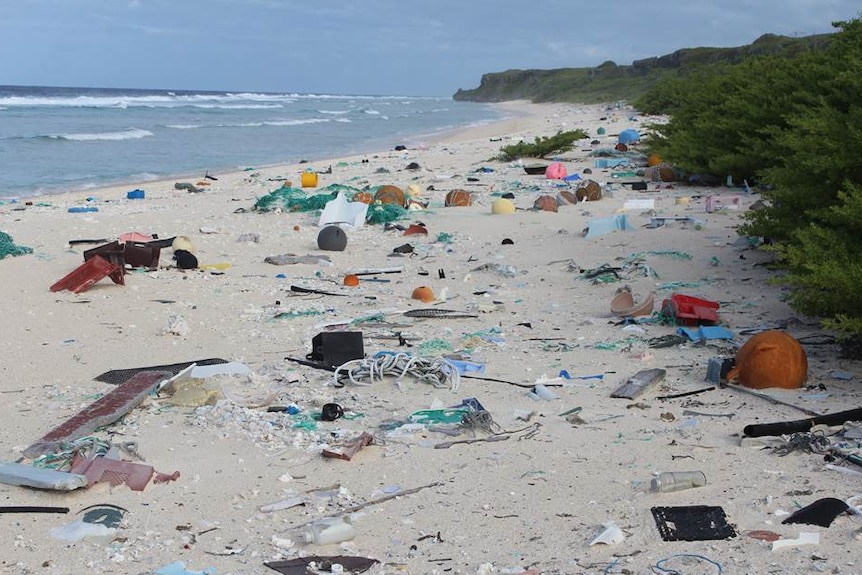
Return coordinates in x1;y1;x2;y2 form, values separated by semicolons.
650;471;707;493
302;516;355;545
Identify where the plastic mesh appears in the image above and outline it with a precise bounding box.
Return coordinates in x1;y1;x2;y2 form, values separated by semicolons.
0;231;33;259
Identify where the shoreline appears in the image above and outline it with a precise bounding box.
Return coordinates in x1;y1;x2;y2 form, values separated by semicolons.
1;101;530;205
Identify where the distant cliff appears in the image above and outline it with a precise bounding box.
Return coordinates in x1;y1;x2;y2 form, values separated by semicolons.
453;33;831;104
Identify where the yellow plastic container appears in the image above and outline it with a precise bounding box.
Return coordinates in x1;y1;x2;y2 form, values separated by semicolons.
301;172;318;188
491;198;516;215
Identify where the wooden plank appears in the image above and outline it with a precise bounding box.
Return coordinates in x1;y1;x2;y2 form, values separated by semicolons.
610;368;667;399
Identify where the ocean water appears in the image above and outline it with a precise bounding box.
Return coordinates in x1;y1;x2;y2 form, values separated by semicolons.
0;85;504;199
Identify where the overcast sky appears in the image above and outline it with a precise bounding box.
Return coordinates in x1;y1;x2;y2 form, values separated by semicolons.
1;1;858;97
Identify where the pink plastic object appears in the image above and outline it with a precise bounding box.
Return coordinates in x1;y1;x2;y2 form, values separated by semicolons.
545;162;568;180
118;231;155;243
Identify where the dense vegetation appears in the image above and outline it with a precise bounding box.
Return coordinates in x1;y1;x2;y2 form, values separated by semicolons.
636;17;862;339
453;34;830;104
457;18;862;341
492;129;588;162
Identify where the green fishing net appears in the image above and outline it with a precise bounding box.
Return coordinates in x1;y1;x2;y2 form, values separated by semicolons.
0;231;33;259
253;183;407;224
253;184;369;213
365;203;406;225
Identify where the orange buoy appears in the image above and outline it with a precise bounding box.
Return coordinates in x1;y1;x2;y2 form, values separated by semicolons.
374;185;405;207
648;154;662;167
445;189;472;207
727;330;808;389
411;286;435;303
575;179;602;202
533;195;558;212
343;274;360;287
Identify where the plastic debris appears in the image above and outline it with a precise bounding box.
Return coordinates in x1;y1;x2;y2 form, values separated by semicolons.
589;521;625;545
772;531;820;552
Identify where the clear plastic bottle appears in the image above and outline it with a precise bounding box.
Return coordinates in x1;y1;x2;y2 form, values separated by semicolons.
650;471;707;493
302;516;355;545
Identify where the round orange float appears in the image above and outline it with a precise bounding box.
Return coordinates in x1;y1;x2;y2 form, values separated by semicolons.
575;179;602;202
533;195;558;212
411;286;435;303
374;185;405;207
727;330;808;390
647;154;662;167
445;189;472;207
343;274;360;287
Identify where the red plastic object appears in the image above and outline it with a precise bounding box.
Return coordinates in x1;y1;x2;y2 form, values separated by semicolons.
661;293;720;326
83;241;125;285
49;255;122;294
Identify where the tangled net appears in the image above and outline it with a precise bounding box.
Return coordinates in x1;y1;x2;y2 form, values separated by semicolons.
0;230;33;259
334;353;460;390
773;432;832;456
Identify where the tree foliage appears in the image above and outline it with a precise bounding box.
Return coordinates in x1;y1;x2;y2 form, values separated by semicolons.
492;129;588;162
637;16;862;337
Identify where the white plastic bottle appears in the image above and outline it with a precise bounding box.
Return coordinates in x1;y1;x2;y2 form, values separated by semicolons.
302;516;355;545
650;471;707;493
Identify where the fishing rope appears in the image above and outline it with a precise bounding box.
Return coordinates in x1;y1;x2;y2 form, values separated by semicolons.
334;352;460;390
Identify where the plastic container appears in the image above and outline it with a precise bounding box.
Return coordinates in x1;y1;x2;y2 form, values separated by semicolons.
650;471;707;493
301;172;318;188
302;516;354;545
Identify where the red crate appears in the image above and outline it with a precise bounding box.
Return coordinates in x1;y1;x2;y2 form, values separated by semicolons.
50;255;121;294
83;241;125;285
661;293;720;326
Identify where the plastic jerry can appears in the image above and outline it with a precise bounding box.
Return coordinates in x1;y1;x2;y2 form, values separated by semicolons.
302;515;355;545
301;171;319;188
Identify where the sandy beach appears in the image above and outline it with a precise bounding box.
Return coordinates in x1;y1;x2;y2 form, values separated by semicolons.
1;100;861;575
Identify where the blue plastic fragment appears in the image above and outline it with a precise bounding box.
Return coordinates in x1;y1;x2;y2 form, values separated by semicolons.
446;359;486;375
676;326;735;341
559;370;604;381
154;561;217;575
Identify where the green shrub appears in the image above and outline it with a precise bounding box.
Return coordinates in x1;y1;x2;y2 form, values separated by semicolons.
492;129;587;162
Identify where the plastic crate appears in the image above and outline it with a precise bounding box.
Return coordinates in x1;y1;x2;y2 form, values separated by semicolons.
50;255;121;294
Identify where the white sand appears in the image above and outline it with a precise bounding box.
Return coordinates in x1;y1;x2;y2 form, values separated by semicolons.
1;101;861;575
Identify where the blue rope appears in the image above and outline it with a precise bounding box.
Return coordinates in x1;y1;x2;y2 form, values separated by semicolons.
655;553;723;575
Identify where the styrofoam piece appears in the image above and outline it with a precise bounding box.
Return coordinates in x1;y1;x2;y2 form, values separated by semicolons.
622;199;655;210
772;531;820;551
